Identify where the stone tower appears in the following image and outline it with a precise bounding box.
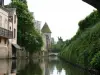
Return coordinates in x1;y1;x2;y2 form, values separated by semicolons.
41;22;52;52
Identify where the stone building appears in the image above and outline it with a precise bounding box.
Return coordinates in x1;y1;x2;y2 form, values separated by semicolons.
41;22;52;56
34;20;41;33
0;0;20;58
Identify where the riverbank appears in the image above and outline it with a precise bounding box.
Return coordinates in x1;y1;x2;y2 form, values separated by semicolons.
59;10;100;72
59;56;99;75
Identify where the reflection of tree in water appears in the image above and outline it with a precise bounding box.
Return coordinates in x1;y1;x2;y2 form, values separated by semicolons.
17;60;42;75
56;60;63;73
48;60;57;72
60;61;92;75
49;58;92;75
48;58;63;74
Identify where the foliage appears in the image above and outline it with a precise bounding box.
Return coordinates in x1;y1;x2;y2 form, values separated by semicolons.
17;60;42;75
11;0;27;4
90;51;100;70
59;10;100;70
78;10;100;30
7;0;43;55
51;37;64;53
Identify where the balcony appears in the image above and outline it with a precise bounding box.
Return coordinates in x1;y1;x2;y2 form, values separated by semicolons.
0;27;13;39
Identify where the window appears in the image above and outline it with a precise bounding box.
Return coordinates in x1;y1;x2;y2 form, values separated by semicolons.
0;15;2;27
10;26;11;30
8;16;13;22
14;28;16;38
46;35;49;40
4;19;7;29
14;15;16;24
0;38;1;43
5;39;6;44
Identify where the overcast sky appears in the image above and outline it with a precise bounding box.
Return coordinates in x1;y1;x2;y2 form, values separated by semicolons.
5;0;95;41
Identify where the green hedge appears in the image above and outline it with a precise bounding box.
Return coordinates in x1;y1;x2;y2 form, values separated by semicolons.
59;11;100;70
90;51;100;70
78;10;100;30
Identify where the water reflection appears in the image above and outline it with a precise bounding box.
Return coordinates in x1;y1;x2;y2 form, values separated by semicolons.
0;59;16;75
0;57;95;75
17;60;42;75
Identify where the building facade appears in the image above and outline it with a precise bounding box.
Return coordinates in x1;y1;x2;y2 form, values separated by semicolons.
34;20;41;33
0;0;19;58
41;22;52;56
34;21;52;56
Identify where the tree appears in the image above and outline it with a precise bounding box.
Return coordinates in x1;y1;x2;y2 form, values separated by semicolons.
51;37;64;53
12;0;27;4
6;0;43;57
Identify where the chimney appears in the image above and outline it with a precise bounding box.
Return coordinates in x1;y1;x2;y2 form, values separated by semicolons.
0;0;4;7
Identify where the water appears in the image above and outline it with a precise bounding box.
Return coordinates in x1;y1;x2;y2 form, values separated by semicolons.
0;56;94;75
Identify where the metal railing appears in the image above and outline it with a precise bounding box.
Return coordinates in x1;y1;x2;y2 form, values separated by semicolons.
0;27;13;39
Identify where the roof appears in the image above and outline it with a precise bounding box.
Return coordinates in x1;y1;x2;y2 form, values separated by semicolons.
41;22;51;33
12;44;22;50
0;5;9;12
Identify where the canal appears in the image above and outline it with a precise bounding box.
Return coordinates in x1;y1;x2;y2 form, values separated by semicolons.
0;56;95;75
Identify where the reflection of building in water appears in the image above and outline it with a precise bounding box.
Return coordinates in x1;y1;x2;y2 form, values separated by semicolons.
11;60;16;74
40;58;50;75
0;60;16;75
39;57;61;75
0;60;11;75
16;59;29;72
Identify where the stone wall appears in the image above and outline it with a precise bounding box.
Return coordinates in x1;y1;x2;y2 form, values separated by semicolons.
0;38;10;58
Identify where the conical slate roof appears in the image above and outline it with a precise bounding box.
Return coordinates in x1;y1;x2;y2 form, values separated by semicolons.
41;22;51;33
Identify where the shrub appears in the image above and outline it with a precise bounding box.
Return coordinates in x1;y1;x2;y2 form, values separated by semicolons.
78;10;100;30
90;51;100;70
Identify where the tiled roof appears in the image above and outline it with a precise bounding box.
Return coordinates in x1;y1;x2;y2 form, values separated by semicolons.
41;22;51;33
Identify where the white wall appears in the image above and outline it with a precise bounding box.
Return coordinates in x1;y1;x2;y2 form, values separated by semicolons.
0;8;8;29
34;20;41;33
8;8;17;44
11;9;17;44
42;32;51;51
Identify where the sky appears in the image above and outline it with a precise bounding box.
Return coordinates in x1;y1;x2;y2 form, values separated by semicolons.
5;0;95;41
